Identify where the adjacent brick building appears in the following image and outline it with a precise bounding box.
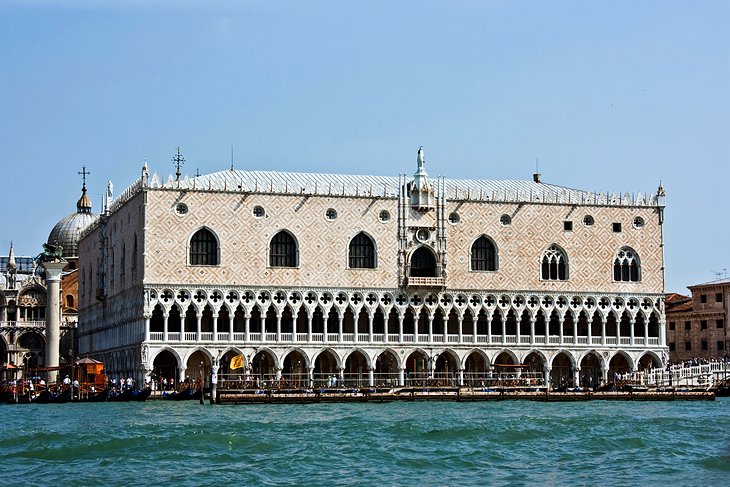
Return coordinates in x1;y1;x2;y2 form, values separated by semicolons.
666;279;729;362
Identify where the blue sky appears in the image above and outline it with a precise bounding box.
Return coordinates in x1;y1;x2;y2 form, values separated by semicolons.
1;1;727;293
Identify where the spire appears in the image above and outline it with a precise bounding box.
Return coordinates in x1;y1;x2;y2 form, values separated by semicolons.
410;146;435;210
172;147;185;187
76;166;93;213
7;241;16;272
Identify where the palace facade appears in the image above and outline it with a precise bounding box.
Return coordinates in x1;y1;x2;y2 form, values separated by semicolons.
77;149;668;388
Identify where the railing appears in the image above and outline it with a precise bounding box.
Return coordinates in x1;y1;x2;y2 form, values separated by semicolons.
143;330;667;349
0;320;46;329
406;276;446;287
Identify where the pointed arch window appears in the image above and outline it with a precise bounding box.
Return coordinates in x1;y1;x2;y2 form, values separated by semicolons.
410;246;437;277
131;234;138;271
541;245;568;280
190;228;219;266
349;232;376;269
614;247;640;282
270;231;298;267
471;236;497;271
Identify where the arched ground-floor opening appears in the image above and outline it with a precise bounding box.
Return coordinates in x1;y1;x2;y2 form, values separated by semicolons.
344;350;369;387
492;351;519;384
580;352;603;389
637;352;661;371
251;350;276;384
186;350;211;390
374;350;399;387
550;352;574;390
313;349;339;387
282;349;308;387
152;350;179;391
463;351;488;387
608;353;631;385
219;350;245;388
522;351;546;386
434;350;459;386
404;350;429;385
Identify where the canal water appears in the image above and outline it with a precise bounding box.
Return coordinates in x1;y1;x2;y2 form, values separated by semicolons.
2;399;729;486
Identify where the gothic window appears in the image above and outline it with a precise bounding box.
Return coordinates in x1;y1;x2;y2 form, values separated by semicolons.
613;247;640;282
541;245;568;280
349;232;376;269
131;234;138;271
120;243;126;277
471;236;497;271
189;228;219;266
270;230;298;267
410;246;437;277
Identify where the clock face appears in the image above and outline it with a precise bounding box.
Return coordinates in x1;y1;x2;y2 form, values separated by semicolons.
416;229;430;242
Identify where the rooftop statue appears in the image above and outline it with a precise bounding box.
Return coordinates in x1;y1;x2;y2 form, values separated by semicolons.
417;146;425;169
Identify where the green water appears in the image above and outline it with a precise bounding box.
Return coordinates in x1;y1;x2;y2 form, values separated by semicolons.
2;399;729;486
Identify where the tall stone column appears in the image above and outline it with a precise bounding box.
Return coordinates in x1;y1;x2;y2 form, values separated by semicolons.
42;261;66;384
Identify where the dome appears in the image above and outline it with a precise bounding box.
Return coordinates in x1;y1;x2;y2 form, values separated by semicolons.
47;182;97;258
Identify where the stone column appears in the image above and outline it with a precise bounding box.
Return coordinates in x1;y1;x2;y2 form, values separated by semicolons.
338;315;344;343
543;366;551;389
292;313;298;343
398;314;404;343
574;366;581;388
43;261;65;384
244;315;250;342
163;312;169;342
308;366;314;387
530;317;536;345
428;315;433;343
659;318;666;347
368;312;374;343
275;367;282;381
196;313;202;342
601;315;607;346
383;312;389;341
458;368;464;387
457;316;463;344
212;314;218;341
276;314;282;342
601;366;608;385
558;315;564;345
144;316;150;342
228;312;234;341
307;313;313;343
398;367;405;387
368;367;374;387
260;316;265;341
573;316;578;345
644;320;649;346
587;319;592;346
179;365;187;383
210;364;219;404
501;315;506;344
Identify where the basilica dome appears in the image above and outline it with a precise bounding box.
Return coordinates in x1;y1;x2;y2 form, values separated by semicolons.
47;183;97;258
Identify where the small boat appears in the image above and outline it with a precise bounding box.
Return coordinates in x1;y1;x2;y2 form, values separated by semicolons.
31;390;51;404
49;391;72;403
88;389;109;402
128;388;152;402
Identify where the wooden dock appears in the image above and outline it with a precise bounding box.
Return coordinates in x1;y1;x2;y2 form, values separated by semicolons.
216;387;716;404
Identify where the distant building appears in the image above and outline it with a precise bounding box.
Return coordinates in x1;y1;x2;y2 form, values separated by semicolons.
665;279;729;362
78;149;669;389
0;178;96;373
